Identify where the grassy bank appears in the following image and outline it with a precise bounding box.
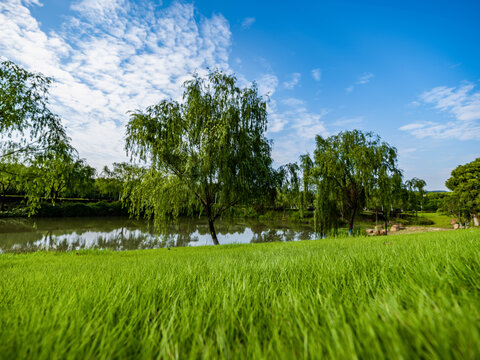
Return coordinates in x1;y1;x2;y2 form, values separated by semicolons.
1;230;479;359
418;211;453;228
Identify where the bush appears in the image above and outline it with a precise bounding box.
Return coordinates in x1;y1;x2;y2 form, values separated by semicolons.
1;201;129;218
0;207;30;218
258;210;280;221
222;206;259;219
410;217;435;226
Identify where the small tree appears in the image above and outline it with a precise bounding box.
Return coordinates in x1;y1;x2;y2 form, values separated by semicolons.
299;154;314;216
0;162;25;211
125;70;274;244
370;170;403;233
445;158;480;226
96;162;134;200
313;130;399;235
276;163;300;213
22;152;95;207
440;192;470;227
405;177;426;217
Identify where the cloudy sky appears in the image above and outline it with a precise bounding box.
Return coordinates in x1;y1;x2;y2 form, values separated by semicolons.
1;0;479;189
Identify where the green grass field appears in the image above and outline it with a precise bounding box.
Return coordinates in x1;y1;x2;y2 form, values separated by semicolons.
419;211;454;228
1;230;479;359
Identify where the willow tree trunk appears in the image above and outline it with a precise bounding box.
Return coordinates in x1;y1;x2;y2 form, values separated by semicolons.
205;200;220;245
208;218;219;245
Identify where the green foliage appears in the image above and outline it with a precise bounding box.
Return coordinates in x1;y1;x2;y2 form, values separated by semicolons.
0;206;30;218
0;201;127;218
416;211;452;228
274;156;316;217
444;158;480;225
19;153;95;213
125;70;275;244
423;192;449;212
0;162;26;211
95;162;135;200
0;60;78;213
368;169;404;232
405;177;427;215
35;201;126;217
225;205;260;219
312;130;400;235
299;153;315;215
398;214;435;226
1;230;480;358
0;60;70;161
275;162;300;210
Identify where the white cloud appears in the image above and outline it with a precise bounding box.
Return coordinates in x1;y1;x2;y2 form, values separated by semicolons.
345;72;374;93
241;17;255;29
282;98;305;107
291;108;329;139
267;94;328;137
311;68;321;81
268;112;290;133
268;95;329;165
357;72;374;85
0;0;232;168
257;73;278;97
399;121;480;140
420;84;480;121
270;107;328;165
283;72;301;89
398;147;417;158
333;116;363;127
400;83;480;140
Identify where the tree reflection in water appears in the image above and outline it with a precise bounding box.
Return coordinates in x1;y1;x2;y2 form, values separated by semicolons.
0;217;316;253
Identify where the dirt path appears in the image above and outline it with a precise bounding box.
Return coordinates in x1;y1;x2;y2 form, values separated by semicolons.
390;226;452;235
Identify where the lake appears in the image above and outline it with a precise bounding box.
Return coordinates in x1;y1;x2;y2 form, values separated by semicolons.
0;217;317;253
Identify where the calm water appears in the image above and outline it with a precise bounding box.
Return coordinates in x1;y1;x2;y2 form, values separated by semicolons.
0;217;316;253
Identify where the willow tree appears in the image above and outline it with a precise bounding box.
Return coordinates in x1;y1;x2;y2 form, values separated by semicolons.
125;70;274;245
0;60;69;160
1;60;74;213
276;163;300;212
299;154;314;216
405;177;426;217
368;169;403;233
313;130;399;235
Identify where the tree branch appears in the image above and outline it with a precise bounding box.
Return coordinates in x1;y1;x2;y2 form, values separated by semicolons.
214;197;240;220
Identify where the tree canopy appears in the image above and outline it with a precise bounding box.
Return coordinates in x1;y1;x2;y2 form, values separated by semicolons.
312;130;400;235
0;60;70;161
95;162;134;201
0;60;79;213
125;70;274;244
445;158;480;226
405;177;427;216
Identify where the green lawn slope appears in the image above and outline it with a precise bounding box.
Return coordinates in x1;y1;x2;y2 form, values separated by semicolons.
1;230;479;359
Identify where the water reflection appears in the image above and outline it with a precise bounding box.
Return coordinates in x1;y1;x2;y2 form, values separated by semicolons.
0;217;316;253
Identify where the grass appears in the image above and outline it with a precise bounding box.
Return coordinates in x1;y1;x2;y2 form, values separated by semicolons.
418;211;454;228
1;230;479;359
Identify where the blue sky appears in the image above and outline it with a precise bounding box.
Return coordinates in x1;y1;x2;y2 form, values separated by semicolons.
1;0;479;189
